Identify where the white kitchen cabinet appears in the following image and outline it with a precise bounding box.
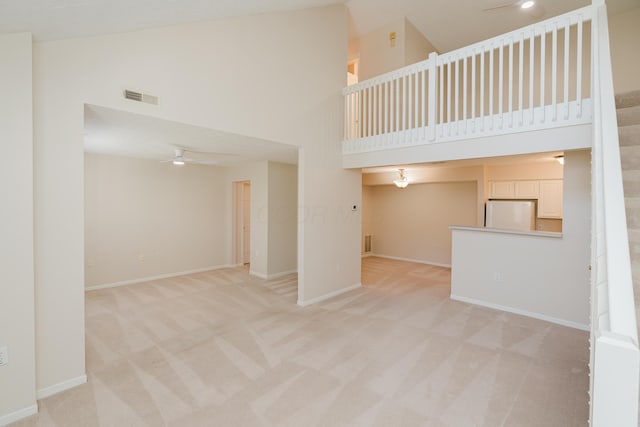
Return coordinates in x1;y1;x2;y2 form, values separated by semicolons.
514;180;539;198
489;181;515;199
538;180;563;218
489;180;539;199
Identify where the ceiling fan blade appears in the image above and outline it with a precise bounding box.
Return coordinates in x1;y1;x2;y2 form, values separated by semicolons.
482;2;516;12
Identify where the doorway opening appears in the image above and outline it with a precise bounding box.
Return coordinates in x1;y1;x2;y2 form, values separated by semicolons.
233;180;251;266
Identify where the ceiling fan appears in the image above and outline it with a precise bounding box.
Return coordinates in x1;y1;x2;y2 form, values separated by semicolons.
160;148;202;166
483;0;545;19
161;147;240;166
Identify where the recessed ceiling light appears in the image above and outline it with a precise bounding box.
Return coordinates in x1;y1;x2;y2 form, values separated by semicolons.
521;1;535;9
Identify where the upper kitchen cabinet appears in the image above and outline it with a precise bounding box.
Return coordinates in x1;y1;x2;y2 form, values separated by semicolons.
538;180;563;218
488;180;540;199
489;181;515;198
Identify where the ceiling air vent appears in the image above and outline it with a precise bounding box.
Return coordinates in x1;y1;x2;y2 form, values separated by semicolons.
123;89;158;105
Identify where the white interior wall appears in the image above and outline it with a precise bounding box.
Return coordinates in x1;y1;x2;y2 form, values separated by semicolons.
84;153;228;288
0;32;36;424
450;149;591;327
366;181;477;266
267;162;298;277
31;4;357;399
608;7;640;94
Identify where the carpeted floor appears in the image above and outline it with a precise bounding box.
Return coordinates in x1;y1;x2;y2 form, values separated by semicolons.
13;256;589;426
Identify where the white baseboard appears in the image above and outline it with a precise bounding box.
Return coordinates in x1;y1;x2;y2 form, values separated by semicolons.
250;269;297;280
450;294;589;331
368;254;451;269
85;265;232;291
0;404;38;426
37;374;87;400
249;270;268;279
297;283;362;307
361;253;373;258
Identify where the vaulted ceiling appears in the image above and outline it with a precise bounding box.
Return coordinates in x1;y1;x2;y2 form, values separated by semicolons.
1;0;638;52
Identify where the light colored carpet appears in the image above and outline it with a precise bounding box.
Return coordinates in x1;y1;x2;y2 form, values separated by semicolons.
13;257;589;426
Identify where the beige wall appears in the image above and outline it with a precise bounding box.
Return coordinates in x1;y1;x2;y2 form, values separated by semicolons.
451;149;591;327
352;17;438;81
267;162;298;277
84;153;228;288
405;19;438;66
0;33;36;423
30;5;358;401
366;182;477;266
364;165;486;226
485;161;563;182
609;7;640;94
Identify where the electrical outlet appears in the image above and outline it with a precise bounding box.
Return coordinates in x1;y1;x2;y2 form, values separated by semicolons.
0;346;8;366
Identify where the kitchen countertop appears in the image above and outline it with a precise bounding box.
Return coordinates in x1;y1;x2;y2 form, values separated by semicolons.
449;225;563;238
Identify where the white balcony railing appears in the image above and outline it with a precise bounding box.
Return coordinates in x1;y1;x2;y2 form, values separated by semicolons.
343;6;594;154
589;3;639;426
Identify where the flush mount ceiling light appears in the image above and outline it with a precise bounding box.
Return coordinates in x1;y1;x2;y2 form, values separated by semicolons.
394;168;409;188
555;154;565;165
521;1;535;9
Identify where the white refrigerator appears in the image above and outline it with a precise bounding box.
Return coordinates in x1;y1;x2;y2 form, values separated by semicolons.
485;200;536;231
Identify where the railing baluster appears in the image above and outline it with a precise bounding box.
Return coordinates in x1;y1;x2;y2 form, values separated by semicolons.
529;29;534;124
439;63;444;132
519;32;524;125
490;44;494;129
385;81;390;134
361;87;365;137
552;22;558;121
422;69;426;130
415;71;419;133
455;56;460;133
463;54;468;132
564;18;570;119
428;52;437;141
403;74;408;132
447;59;452;134
540;25;546;123
472;49;476;130
396;75;400;133
373;83;378;136
499;41;504;128
508;37;514;127
481;47;485;130
577;16;583;118
408;73;413;132
368;85;372;136
344;90;347;141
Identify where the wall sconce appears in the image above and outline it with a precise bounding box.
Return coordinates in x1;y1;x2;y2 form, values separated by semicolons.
389;32;396;47
555;154;565;165
394;168;409;188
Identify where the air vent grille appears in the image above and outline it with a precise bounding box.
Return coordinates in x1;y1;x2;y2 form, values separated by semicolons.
123;89;158;105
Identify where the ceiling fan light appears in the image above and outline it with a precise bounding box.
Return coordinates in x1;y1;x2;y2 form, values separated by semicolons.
173;159;185;166
394;178;409;188
393;168;409;188
521;1;535;9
